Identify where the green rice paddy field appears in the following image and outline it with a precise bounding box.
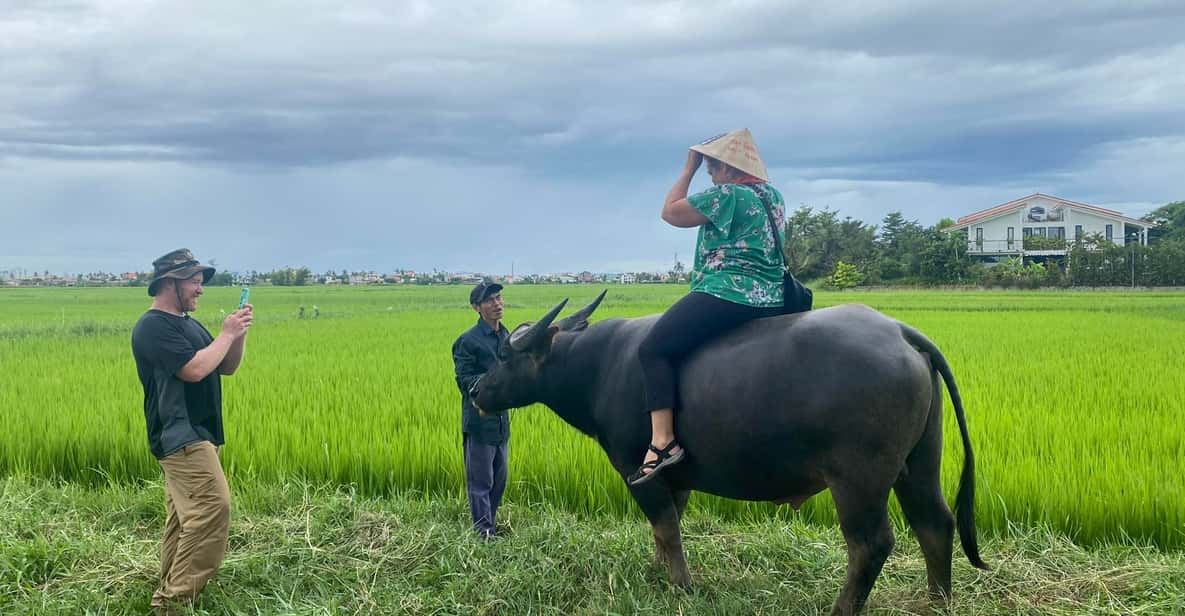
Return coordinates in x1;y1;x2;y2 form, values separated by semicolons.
1;285;1182;549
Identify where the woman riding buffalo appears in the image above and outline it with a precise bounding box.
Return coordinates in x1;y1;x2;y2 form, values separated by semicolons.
629;129;787;485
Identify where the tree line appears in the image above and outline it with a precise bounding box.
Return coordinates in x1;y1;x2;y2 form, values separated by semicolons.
152;200;1185;289
784;200;1185;288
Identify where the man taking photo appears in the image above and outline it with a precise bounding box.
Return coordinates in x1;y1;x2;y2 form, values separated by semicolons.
131;248;252;614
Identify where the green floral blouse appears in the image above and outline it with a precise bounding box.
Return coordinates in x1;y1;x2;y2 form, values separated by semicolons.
686;183;785;307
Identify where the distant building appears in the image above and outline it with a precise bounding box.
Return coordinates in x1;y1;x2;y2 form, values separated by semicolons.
947;194;1153;260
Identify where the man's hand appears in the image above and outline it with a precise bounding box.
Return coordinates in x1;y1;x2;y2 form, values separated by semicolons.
684;150;704;174
222;305;253;339
469;376;488;417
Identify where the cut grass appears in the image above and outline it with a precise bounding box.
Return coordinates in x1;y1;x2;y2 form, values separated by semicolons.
1;476;1182;615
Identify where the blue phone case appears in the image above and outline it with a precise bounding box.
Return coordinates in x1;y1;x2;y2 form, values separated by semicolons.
238;287;251;309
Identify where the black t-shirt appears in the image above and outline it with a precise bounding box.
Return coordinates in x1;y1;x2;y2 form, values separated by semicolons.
131;310;223;459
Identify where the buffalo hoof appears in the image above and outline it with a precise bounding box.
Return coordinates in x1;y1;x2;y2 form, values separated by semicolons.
667;569;692;589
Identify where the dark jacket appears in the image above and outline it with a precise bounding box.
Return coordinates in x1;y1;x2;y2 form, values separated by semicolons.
452;318;510;445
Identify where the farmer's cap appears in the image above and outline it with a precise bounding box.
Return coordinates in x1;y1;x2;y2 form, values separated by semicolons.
147;248;215;296
470;280;504;305
689;128;769;181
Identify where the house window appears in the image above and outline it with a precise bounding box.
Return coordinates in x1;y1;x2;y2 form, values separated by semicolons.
975;227;983;249
1049;227;1065;240
1007;227;1015;249
1106;224;1113;242
1075;225;1083;240
1023;227;1033;237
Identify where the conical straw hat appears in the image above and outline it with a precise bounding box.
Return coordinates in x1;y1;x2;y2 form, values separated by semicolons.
689;128;769;181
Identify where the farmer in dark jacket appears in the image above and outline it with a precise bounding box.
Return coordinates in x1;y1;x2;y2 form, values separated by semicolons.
451;280;511;539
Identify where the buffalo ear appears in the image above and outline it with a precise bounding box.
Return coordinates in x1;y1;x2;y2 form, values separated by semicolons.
528;325;561;361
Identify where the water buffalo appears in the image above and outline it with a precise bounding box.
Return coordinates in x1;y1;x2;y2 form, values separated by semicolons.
471;292;987;615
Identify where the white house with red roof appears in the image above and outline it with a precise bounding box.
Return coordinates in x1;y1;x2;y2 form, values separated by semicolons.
947;194;1153;258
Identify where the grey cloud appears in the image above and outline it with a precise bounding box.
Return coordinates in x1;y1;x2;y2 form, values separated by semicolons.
2;1;1182;273
3;1;1182;178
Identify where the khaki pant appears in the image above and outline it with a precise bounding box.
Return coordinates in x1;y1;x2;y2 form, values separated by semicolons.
151;440;231;611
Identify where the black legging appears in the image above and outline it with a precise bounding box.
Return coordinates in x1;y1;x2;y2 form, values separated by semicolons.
638;291;781;413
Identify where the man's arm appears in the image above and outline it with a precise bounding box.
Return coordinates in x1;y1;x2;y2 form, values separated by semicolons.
219;335;247;375
178;334;237;383
452;336;482;396
178;308;251;383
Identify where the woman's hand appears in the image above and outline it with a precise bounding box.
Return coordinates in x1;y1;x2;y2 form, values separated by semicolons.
684;150;703;174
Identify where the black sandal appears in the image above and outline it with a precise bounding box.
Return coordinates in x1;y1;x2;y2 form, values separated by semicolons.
627;441;685;486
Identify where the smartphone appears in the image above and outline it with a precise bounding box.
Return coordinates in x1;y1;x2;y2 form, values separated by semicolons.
238;286;251;310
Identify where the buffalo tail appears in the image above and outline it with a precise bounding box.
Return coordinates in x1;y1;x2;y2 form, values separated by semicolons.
900;322;990;570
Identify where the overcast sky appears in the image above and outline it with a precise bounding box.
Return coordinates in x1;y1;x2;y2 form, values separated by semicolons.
2;0;1183;275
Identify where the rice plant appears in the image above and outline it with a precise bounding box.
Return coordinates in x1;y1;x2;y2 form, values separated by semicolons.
1;285;1181;547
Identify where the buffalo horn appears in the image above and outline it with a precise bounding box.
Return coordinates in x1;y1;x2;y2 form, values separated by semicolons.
556;289;607;332
509;299;569;351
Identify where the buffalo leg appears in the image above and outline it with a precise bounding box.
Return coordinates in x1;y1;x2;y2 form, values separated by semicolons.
631;486;691;587
894;374;955;601
894;471;954;602
830;483;895;616
673;489;691;521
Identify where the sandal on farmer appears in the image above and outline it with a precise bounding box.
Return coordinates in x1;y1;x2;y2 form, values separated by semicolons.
627;441;685;486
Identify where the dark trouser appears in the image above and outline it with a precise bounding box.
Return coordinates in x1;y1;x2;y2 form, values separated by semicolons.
463;434;508;536
639;291;782;413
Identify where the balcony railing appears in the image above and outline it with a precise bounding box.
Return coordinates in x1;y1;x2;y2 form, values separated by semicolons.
967;238;1077;253
969;239;1021;253
1023;236;1072;250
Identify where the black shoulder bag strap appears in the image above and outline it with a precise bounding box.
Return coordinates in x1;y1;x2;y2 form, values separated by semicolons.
751;184;813;314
